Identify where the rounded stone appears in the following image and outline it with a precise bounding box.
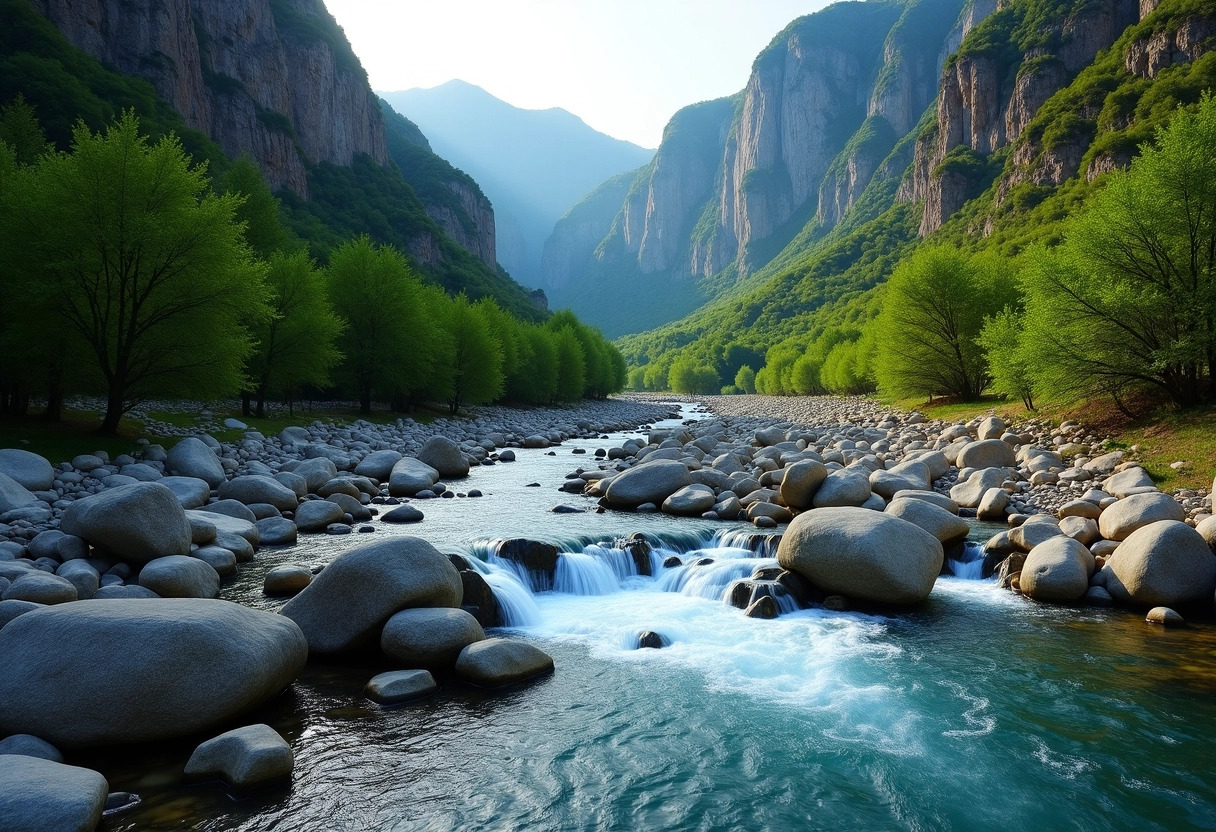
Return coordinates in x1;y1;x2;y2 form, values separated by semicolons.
60;482;192;565
365;669;439;705
956;439;1016;470
1020;537;1093;602
0;755;108;832
884;497;969;545
217;476;299;512
2;572;78;605
604;460;692;508
255;517;298;546
165;437;225;488
455;638;554;687
263;564;313;596
0;449;55;491
1145;606;1185;626
382;504;424;523
380;607;486;669
1098;492;1186;541
183;723;294;789
417;436;470;479
778;459;828;510
1097;520;1216;608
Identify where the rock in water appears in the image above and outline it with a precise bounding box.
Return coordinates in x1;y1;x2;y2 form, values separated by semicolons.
165;437;225;487
61;483;192;564
417;436;470;479
0;599;307;747
354;450;404;481
1097;520;1216;607
1020;537;1093;602
280;537;463;654
604;460;692;508
0;755;108;832
380;607;485;669
138;555;220;599
184;724;293;789
365;669;439;705
776;507;943;605
1145;606;1185;626
884;497;969;545
455;638;554;687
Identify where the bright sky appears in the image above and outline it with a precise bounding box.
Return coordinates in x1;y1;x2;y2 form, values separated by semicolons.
325;0;831;148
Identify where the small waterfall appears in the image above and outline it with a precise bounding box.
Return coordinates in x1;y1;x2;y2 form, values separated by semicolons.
584;544;641;582
948;541;988;580
554;552;620;596
657;550;776;601
713;529;783;557
481;569;542;627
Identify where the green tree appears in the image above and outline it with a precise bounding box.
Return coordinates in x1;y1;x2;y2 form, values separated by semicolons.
1021;96;1216;409
221;154;295;259
552;326;586;402
507;325;559;404
434;294;504;413
734;365;756;394
978;308;1035;410
874;246;1016;400
249;251;344;416
0;112;268;433
326;235;430;414
0;95;50;165
668;356;720;394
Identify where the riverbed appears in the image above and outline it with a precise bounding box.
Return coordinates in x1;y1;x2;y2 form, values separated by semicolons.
92;405;1216;831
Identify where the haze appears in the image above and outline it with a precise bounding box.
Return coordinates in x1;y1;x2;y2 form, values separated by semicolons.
326;0;830;148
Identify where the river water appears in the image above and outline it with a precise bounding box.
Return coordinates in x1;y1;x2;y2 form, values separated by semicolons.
95;406;1216;831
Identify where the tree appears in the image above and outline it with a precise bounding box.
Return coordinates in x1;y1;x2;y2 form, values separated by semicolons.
221;154;295;258
873;247;1016;400
0;112;269;433
507;325;558;404
0;95;50;166
978;308;1035;410
734;365;756;394
248;251;344;416
668;356;720;394
1020;95;1216;409
552;327;586;402
326;236;430;414
433;294;503;413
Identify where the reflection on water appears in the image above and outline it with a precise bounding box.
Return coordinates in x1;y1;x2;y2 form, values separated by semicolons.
90;405;1216;831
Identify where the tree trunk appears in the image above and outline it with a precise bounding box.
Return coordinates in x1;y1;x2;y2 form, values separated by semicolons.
241;392;252;417
99;385;124;435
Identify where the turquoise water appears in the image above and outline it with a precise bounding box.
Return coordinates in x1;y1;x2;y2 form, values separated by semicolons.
94;409;1216;831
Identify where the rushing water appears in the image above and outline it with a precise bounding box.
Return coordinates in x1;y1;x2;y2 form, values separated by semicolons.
93;406;1216;832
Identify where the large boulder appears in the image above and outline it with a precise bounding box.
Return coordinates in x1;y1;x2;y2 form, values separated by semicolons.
388;458;440;497
662;484;717;517
293;458;338;494
0;599;307;747
776;507;944;605
1103;467;1155;497
778;460;828;510
380;607;485;669
61;482;191;564
138;555;220;599
455;638;554;687
294;499;347;533
161;476;211;509
1097;520;1216;608
166;437;225;488
280;537;463;654
218;476;299;512
1020;537;1093;602
604;460;692;509
417;436;470;479
811;469;872;509
1097;492;1185;541
184;724;293;789
956;439;1016;470
949;468;1006;508
2;572;77;605
354;450;403;481
0;472;38;514
0;449;54;491
884;497;969;545
0;755;108;832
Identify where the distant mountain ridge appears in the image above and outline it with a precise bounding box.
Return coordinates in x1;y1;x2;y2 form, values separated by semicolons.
380;80;654;285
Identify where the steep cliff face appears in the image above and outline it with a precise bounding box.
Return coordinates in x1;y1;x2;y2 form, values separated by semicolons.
904;0;1140;234
541;170;640;292
32;0;387;195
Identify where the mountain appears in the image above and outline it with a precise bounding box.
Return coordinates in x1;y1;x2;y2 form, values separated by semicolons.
6;0;542;320
617;0;1216;386
380;80;655;285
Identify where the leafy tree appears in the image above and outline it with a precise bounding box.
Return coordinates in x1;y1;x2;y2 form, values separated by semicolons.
790;353;824;395
669;356;720;394
249;251;344;416
734;365;756;394
873;246;1016;400
1021;96;1216;409
552;327;586;402
0;95;50;165
642;360;669;392
221;154;296;259
433;294;504;413
979;308;1036;410
0;112;268;433
507;325;559;404
326;235;430;414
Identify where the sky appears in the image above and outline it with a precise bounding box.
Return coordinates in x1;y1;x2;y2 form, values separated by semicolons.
325;0;831;149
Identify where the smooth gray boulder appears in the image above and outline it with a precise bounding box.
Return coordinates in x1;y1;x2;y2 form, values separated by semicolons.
354;450;404;481
778;459;828;510
218;476;299;512
294;499;347;532
662;484;717;517
776;507;943;605
884;497;969;545
0;599;41;629
256;517;298;546
977;487;1009;520
388;458;440;497
0;755;108;832
61;482;191;564
957;439;1016;470
184;724;293;788
891;490;958;513
166;437;225;487
161;476;211;509
293;458;338;494
0;734;63;762
1097;520;1216;608
417;436;470;479
382;504;424;523
193;546;237;577
264;564;312;596
1103;467;1156;498
1020;537;1093;602
365;669;438;704
187;510;259;546
455;638;555;687
0;472;38;513
604;460;692;509
811;469;872;509
280;537;463;654
2;572;77;605
381;607;485;669
0;599;307;747
1097;492;1185;541
0;449;54;491
138;555;220;599
950;468;1007;508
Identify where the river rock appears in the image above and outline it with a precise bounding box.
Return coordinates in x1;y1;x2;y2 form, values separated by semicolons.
976;488;1009;520
417;436;470;479
354;450;404;481
1059;515;1100;546
0;599;307;747
0;755;108;832
166;437;225;488
137;556;220;599
0;449;54;491
1145;606;1185;626
884;497;969;545
957;439;1016;470
388;458;440;497
294;499;347;532
382;504;424;523
950;468;1007;508
1020;537;1093;602
365;669;439;705
293;458;338;494
184;724;293;789
255;516;298;546
0;472;39;513
454;638;554;687
892;490;958;513
2;572;77;605
0;734;63;762
380;607;485;669
662;484;717;517
776;507;943;605
161;476;211;509
1096;520;1216;607
280;537;463;654
1102;467;1156;497
218;476;299;512
193;546;237;577
604;460;692;508
263;564;312;596
61;483;191;564
778;459;828;510
811;469;872;508
1098;492;1186;541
